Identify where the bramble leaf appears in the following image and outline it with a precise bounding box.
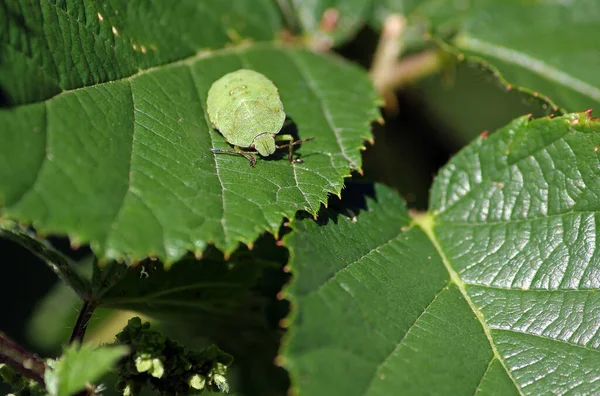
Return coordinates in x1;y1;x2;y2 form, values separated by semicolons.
0;3;380;263
282;113;600;394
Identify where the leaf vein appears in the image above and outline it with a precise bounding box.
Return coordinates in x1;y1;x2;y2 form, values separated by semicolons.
285;50;356;167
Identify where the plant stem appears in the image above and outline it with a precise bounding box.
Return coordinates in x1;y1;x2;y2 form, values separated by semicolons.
70;300;98;345
370;14;407;92
69;259;127;344
0;222;91;300
385;49;446;89
369;14;447;114
0;331;47;387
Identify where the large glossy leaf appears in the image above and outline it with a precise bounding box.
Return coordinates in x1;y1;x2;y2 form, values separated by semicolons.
282;113;600;394
0;2;380;263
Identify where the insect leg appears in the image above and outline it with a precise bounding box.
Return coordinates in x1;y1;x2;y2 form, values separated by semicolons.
275;135;315;163
275;134;295;162
211;147;259;167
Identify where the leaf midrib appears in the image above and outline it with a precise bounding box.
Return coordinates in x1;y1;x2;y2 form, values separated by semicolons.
416;213;525;396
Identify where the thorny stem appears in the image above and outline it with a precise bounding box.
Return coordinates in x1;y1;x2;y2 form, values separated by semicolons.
0;331;47;388
69;260;127;344
69;300;98;345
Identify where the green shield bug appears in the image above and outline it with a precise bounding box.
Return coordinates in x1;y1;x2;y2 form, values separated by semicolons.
207;69;314;167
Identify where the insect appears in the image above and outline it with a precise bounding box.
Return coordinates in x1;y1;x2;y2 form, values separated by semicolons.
207;69;314;167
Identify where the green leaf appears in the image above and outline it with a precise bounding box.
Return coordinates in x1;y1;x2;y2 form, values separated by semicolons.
370;0;600;111
1;46;379;263
27;280;80;352
45;343;129;396
1;2;380;263
100;244;278;330
283;113;600;394
373;0;600;112
0;0;281;105
282;184;477;394
284;1;600;111
447;0;600;113
428;112;600;393
415;62;548;149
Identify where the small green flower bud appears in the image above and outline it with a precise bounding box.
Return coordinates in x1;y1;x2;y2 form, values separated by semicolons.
134;354;152;373
189;374;206;390
150;358;164;378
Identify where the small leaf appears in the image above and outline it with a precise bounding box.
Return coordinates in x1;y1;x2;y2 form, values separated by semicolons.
46;343;129;396
283;113;600;394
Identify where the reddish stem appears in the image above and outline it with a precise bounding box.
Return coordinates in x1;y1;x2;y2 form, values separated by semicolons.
0;330;47;387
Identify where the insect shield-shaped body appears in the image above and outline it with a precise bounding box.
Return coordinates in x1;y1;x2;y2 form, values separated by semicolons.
207;69;313;167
